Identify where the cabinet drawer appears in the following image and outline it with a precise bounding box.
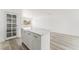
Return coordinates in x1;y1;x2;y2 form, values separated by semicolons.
24;31;33;41
26;31;31;35
24;31;31;36
26;42;32;49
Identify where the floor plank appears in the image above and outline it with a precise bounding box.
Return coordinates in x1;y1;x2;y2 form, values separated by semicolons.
0;38;27;50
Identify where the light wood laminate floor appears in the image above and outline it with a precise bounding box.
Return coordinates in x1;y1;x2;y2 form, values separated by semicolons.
50;32;79;50
0;38;27;50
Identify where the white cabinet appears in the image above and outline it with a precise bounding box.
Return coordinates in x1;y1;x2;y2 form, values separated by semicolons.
22;30;41;49
21;28;50;50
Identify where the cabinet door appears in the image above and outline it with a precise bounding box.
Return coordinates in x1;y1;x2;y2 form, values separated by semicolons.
32;33;41;50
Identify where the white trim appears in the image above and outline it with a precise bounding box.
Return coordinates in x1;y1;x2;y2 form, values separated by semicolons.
6;36;17;40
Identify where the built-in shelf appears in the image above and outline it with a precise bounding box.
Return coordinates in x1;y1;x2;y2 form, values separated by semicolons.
6;14;17;38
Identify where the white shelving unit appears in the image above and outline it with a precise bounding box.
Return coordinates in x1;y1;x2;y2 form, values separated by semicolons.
6;14;17;39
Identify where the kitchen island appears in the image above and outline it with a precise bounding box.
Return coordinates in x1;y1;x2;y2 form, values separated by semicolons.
21;28;50;50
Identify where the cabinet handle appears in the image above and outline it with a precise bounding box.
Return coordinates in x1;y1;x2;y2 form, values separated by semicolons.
34;35;38;38
28;33;31;35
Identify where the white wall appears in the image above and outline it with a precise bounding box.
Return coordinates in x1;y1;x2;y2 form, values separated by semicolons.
0;9;22;42
23;10;79;36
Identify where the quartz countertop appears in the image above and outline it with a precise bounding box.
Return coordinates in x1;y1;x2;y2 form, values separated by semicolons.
22;27;50;35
